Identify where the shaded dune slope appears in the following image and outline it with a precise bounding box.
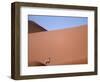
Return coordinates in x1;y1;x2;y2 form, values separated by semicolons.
28;20;47;33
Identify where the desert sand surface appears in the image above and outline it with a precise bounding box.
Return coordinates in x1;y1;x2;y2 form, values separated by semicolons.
28;24;88;66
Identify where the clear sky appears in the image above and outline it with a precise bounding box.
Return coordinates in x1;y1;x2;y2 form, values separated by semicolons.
28;15;88;31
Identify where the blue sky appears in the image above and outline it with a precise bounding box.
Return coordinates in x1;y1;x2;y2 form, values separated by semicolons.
28;15;88;31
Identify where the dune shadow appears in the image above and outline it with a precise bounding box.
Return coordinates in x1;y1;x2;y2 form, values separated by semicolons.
29;61;46;66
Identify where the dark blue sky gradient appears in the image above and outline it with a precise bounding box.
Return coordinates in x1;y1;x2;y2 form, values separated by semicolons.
28;15;88;31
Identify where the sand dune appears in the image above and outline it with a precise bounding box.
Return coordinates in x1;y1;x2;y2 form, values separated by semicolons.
28;20;47;33
28;24;88;66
